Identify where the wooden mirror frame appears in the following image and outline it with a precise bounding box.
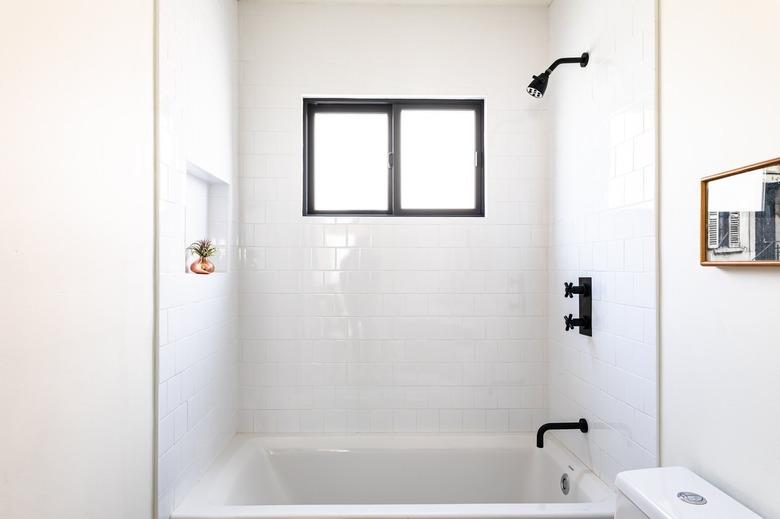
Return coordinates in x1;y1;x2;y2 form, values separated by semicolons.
700;156;780;266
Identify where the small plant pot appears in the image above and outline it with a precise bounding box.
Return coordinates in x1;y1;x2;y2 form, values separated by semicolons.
190;257;216;275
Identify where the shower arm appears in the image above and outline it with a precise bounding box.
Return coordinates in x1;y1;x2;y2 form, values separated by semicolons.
543;53;590;75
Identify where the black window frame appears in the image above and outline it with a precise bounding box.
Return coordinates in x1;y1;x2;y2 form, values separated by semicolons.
303;98;485;217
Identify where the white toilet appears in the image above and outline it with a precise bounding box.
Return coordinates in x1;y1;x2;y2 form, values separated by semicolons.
615;466;762;518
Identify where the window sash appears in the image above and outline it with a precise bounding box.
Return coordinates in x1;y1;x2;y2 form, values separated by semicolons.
303;98;484;217
728;212;741;248
707;211;720;249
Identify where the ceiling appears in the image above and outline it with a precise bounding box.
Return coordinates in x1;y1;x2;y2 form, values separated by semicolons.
248;0;553;5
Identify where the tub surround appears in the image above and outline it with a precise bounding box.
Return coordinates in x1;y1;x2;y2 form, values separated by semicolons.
236;1;551;435
156;0;240;516
162;1;658;517
547;0;658;485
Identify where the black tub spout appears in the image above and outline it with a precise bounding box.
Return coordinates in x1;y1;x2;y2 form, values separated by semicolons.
536;419;588;448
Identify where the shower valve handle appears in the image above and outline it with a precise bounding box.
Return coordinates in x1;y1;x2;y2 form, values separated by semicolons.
564;281;590;298
564;314;590;332
564;314;574;331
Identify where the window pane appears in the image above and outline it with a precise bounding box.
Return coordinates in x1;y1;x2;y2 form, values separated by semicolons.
400;109;476;210
313;112;389;211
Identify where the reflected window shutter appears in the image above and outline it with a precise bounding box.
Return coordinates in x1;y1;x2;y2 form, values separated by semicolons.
707;212;720;249
729;212;741;248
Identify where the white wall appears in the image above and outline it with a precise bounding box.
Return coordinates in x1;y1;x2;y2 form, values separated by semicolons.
156;0;239;516
547;0;657;486
659;1;780;517
0;2;154;518
237;1;551;435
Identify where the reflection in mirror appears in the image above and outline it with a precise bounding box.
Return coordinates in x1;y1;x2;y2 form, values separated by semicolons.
704;164;780;263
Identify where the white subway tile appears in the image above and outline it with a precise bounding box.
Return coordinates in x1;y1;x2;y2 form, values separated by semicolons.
224;4;658;484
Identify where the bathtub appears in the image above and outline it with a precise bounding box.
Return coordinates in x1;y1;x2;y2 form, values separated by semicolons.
173;434;614;519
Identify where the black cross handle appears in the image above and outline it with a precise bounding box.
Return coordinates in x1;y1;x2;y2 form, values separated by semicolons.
564;313;590;332
564;281;590;299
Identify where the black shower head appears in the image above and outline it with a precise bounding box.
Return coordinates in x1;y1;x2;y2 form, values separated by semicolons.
526;72;549;98
526;52;589;99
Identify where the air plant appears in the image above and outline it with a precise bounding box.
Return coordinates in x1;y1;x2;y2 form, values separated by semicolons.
187;239;218;274
187;239;217;259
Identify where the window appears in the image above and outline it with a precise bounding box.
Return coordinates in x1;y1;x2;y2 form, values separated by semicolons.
303;99;484;216
728;212;741;248
707;212;720;249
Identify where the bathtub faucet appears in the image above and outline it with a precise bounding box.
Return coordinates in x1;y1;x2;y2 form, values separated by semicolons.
536;419;588;448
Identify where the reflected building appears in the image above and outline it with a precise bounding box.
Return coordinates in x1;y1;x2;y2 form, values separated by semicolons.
707;166;780;261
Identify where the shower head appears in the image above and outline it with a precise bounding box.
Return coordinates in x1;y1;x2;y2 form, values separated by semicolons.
526;52;589;99
526;73;549;98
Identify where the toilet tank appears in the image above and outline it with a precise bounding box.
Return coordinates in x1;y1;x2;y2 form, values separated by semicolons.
615;467;762;519
615;492;651;519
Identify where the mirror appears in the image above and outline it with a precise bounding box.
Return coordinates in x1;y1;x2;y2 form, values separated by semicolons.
701;157;780;265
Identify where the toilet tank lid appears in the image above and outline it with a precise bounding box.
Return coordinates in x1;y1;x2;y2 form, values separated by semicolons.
615;467;761;519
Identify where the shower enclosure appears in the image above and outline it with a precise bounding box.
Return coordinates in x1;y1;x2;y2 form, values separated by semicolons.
155;1;658;518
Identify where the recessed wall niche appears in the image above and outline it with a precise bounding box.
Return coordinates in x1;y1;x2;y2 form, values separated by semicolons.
184;162;230;273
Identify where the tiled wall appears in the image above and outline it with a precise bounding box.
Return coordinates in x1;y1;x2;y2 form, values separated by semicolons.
156;0;239;517
547;0;657;485
236;1;552;435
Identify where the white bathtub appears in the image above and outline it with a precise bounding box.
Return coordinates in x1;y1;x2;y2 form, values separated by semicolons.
173;434;614;519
